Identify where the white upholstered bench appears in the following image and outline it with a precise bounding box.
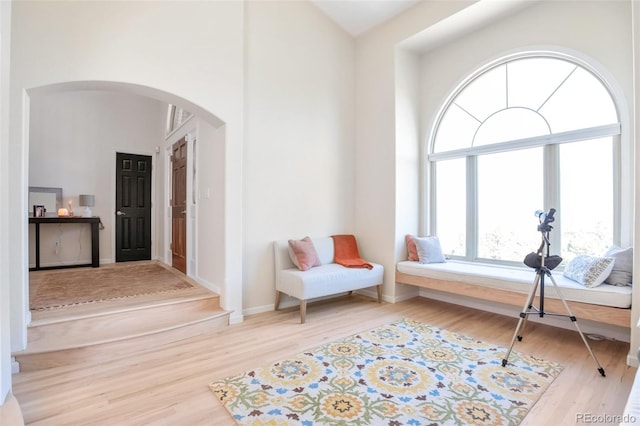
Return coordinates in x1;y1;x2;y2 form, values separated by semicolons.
274;237;383;323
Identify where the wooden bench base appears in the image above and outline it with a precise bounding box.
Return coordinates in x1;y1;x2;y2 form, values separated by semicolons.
396;270;631;328
275;285;383;324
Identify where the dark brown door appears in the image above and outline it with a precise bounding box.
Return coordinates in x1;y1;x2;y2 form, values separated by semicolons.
171;138;187;273
115;153;152;262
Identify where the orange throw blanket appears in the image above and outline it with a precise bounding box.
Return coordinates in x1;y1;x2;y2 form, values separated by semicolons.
331;234;373;269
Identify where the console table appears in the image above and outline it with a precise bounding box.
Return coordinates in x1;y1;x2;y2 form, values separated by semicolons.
29;216;100;271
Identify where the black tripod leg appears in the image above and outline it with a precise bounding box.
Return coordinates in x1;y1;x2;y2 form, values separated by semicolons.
517;272;541;341
502;274;540;367
547;274;606;377
516;282;537;341
516;303;531;342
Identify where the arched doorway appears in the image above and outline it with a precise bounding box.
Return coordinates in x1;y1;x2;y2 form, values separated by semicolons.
12;81;241;361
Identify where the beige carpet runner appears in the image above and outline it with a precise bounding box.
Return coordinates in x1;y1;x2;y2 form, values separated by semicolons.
210;318;563;425
30;262;194;310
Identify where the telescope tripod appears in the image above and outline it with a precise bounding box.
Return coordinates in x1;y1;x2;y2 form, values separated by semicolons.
501;230;606;377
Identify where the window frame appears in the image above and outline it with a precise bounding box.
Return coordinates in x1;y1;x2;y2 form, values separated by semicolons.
427;52;625;266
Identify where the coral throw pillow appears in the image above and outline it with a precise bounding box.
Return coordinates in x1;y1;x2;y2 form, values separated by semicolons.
405;235;419;261
288;237;321;271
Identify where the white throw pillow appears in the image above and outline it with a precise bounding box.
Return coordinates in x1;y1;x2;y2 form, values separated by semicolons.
603;246;633;286
563;254;614;288
414;236;446;264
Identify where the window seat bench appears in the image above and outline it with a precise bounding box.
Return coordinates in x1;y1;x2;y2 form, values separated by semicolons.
396;260;632;328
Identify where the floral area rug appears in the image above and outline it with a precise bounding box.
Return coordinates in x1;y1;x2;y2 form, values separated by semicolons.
209;318;563;425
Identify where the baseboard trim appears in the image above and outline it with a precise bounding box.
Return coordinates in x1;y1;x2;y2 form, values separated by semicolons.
229;312;244;325
0;392;25;426
245;290;392;317
627;354;639;368
191;275;221;295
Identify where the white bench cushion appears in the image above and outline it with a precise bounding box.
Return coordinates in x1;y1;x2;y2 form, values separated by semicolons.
397;260;632;309
278;263;384;300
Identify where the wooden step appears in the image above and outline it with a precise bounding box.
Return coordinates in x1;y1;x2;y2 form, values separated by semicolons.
15;290;231;372
29;286;220;327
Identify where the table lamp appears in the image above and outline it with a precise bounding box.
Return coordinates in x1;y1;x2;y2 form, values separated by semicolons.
79;194;95;217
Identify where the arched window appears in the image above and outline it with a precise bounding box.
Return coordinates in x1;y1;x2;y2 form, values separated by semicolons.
429;54;621;264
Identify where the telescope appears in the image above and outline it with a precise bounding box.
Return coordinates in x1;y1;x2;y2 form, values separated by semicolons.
535;208;555;232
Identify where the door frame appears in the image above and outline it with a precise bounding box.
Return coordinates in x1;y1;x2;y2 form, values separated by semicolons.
111;147;157;264
164;128;197;277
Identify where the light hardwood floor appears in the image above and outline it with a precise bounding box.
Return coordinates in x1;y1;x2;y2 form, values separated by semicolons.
12;295;637;425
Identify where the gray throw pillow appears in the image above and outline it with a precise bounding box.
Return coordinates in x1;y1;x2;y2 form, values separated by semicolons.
603;246;633;286
414;236;446;264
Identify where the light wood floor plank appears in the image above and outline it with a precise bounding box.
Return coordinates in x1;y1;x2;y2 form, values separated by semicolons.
12;295;637;425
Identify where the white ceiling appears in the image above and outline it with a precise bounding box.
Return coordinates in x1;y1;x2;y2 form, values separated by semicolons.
310;0;421;36
311;0;535;51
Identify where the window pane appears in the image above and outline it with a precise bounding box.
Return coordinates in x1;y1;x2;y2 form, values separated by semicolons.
508;57;576;110
433;104;478;153
456;65;506;122
559;138;613;260
435;158;466;256
477;148;543;261
541;68;618;133
474;107;550;146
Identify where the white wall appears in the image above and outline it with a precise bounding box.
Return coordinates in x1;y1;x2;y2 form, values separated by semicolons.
394;49;421;302
243;0;355;313
28;90;166;267
633;0;640;366
355;0;473;302
195;118;226;296
0;0;11;407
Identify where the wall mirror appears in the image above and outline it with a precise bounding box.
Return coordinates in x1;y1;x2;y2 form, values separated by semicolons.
28;187;62;217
